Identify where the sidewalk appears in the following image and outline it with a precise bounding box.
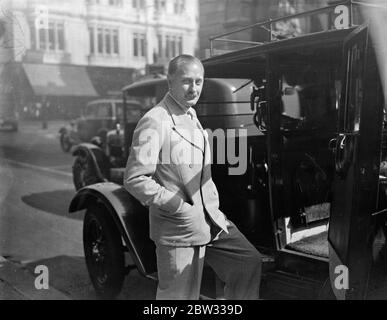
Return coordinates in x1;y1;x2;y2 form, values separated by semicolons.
0;256;70;300
19;119;67;135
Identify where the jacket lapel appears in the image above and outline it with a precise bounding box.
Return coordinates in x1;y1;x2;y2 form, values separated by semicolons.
162;94;205;154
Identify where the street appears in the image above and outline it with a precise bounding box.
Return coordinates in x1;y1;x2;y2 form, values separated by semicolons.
0;120;156;300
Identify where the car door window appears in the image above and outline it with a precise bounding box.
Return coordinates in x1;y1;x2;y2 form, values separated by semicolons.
279;62;340;131
85;103;112;119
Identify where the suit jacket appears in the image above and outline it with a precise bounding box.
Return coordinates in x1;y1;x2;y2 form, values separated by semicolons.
124;93;228;247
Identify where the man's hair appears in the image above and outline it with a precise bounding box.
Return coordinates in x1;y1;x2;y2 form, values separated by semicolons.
167;54;204;76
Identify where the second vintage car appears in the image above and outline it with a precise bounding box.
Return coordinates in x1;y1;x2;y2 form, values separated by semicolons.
58;98;141;152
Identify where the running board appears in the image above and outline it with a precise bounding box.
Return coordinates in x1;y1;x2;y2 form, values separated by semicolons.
276;249;329;280
262;269;325;300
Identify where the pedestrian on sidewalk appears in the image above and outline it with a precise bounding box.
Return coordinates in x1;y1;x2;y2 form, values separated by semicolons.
41;97;49;130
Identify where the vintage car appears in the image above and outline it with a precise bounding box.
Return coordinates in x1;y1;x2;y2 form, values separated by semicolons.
0;103;18;132
69;1;387;300
0;112;18;131
58;99;141;153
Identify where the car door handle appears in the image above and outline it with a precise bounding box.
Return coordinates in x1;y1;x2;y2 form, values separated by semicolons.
328;138;337;152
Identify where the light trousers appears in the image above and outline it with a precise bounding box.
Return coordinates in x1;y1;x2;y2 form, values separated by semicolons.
155;220;262;300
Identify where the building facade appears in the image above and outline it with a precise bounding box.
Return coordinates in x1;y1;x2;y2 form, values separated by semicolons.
10;0;198;69
0;0;199;119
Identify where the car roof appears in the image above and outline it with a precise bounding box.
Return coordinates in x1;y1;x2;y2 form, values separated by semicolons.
122;78;168;94
203;28;355;78
86;99;140;106
122;76;255;97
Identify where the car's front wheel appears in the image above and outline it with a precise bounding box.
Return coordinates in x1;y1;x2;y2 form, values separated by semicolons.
83;205;125;300
60;133;72;152
72;154;100;191
11;123;18;132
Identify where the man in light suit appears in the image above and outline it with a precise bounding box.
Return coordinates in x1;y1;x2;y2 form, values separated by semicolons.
124;55;262;300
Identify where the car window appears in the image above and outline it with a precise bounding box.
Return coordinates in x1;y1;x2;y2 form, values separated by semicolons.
127;104;142;122
116;103;124;119
127;95;157;112
279;62;340;131
115;102;142;123
85;103;112;118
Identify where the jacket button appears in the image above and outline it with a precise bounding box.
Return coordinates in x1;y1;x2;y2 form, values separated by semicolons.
189;164;193;169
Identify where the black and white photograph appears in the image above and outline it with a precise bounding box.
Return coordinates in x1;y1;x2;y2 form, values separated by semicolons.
1;0;387;306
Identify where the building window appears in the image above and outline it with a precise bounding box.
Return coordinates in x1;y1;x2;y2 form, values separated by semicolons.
163;35;183;58
89;27;95;53
132;0;145;9
171;37;176;57
90;26;120;56
97;27;103;53
109;0;123;6
174;0;185;14
36;20;65;52
38;27;46;50
157;34;163;58
48;22;55;50
105;28;111;54
113;29;119;54
141;35;146;57
57;23;64;50
165;35;170;58
225;0;251;24
154;0;166;12
133;33;146;57
178;36;183;55
86;0;101;4
30;21;36;49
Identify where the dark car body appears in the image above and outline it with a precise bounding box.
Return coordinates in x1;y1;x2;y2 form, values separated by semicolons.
0;104;18;131
0;113;18;131
75;99;139;142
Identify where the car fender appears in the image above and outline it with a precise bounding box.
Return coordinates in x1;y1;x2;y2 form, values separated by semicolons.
59;126;80;143
69;182;156;277
72;142;102;156
72;143;110;181
58;126;68;135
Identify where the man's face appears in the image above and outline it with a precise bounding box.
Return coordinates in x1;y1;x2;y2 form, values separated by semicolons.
168;62;204;108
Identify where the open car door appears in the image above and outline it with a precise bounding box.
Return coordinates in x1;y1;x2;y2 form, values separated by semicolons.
328;24;384;300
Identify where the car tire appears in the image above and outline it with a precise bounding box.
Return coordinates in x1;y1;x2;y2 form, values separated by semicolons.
72;154;100;191
60;134;72;153
83;205;125;300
